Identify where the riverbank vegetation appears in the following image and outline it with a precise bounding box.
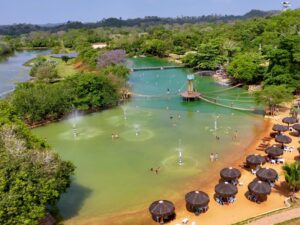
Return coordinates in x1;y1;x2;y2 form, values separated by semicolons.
0;100;75;224
2;10;299;117
0;40;13;57
1;9;300;223
8;48;129;125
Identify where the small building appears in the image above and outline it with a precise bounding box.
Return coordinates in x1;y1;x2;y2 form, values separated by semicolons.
92;43;108;49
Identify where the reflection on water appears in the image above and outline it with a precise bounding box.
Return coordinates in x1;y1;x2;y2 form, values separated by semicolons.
0;50;49;97
29;57;264;222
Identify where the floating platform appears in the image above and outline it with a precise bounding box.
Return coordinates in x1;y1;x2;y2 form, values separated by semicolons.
181;91;201;101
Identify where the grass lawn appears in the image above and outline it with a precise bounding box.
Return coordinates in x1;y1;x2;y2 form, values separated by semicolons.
24;55;78;78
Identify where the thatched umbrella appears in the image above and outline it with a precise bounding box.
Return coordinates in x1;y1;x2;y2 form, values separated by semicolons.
149;200;175;222
246;155;265;166
272;124;288;134
256;168;278;182
248;180;271;196
185;191;210;211
265;146;283;158
220;167;241;181
282;117;298;128
292;124;300;133
215;182;238;197
275;134;292;148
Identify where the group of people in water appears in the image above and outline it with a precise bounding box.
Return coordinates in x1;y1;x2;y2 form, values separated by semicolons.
150;167;161;175
210;153;219;162
215;130;238;141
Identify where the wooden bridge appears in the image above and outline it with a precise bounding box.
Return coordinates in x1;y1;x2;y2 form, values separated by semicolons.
131;65;185;72
197;95;255;112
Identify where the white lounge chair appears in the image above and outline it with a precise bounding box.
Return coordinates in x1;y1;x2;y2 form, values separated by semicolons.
191;222;197;225
182;218;189;224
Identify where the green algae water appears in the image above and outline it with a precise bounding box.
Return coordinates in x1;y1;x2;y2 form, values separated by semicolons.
31;57;264;222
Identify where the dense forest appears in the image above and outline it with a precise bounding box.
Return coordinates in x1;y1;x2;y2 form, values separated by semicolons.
0;10;277;36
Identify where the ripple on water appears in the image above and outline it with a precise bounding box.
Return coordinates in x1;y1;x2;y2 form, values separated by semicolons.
120;128;154;142
161;154;200;172
59;127;104;141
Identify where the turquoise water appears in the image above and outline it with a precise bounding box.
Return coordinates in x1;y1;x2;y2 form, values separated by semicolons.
26;57;264;223
0;52;264;222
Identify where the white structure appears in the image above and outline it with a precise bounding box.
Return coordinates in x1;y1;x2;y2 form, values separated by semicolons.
92;43;108;49
282;1;291;11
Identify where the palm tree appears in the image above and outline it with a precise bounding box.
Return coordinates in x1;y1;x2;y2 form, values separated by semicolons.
283;163;300;192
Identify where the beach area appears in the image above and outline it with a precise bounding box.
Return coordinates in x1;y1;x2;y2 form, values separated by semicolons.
70;104;299;225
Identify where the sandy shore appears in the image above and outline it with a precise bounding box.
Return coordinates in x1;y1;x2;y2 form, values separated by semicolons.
168;108;298;225
64;107;299;225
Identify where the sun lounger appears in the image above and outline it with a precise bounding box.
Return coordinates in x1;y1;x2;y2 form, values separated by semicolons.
251;169;257;174
191;222;197;225
182;218;189;224
277;158;285;164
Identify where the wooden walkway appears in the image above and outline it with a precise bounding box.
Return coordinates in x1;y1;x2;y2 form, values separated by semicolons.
247;207;300;225
131;65;185;71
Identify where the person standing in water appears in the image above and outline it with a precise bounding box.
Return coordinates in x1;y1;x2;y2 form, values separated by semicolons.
210;153;214;162
214;153;219;161
233;130;238;141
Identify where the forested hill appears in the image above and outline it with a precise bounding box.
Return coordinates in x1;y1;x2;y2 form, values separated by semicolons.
0;9;278;36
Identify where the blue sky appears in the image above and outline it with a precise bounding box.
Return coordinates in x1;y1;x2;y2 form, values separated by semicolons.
1;0;300;25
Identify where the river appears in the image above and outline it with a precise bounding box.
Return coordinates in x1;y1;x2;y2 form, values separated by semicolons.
0;50;49;97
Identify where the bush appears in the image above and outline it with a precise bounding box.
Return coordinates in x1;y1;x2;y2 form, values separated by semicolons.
65;73;119;111
97;49;126;68
30;60;58;82
11;82;73;124
0;100;74;225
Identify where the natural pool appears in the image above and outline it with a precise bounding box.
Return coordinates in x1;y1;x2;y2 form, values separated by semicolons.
28;57;264;223
0;52;264;223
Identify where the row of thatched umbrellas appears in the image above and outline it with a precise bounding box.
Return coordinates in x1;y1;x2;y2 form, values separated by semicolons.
149;166;278;222
149;191;210;223
149;116;298;223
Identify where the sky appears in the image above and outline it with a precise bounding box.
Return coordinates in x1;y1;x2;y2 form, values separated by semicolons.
1;0;300;25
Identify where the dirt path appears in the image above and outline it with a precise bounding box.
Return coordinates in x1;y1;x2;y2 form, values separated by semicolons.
248;207;300;225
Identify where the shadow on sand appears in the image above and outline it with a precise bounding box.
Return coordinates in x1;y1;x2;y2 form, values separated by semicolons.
58;181;92;219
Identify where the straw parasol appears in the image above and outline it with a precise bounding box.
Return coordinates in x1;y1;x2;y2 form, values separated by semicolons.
256;168;278;182
215;182;238;197
246;155;265;166
265;146;283;158
272;124;288;134
292;124;300;132
248;180;271;196
220;167;241;181
282;117;298;127
149;200;175;220
275;134;292;148
185;191;210;209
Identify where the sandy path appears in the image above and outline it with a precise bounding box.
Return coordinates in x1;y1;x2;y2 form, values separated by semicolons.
248;207;300;225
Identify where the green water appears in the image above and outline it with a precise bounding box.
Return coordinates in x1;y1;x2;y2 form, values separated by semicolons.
33;57;264;222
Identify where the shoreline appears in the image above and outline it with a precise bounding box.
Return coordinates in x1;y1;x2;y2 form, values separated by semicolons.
62;115;275;225
64;105;300;225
